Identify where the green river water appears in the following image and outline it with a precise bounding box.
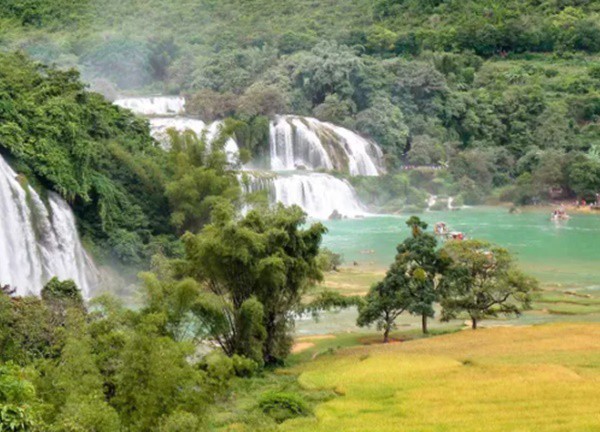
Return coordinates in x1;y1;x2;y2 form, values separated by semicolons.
322;206;600;289
297;207;600;335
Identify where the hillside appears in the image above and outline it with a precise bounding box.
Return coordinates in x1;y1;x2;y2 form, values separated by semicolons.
1;0;600;205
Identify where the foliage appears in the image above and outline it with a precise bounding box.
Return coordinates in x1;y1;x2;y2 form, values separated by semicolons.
316;248;343;272
0;364;38;431
358;216;449;340
440;239;537;329
180;202;325;364
258;391;311;423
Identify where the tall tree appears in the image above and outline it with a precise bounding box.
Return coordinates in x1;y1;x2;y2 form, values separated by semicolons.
397;216;449;333
358;216;447;339
180;202;325;364
440;239;536;329
357;272;409;343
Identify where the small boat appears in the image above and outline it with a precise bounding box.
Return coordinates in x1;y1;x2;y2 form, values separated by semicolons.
434;222;449;236
448;231;465;241
551;207;570;221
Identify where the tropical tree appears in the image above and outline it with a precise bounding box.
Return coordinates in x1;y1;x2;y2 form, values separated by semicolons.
396;217;449;333
180;202;325;364
357;270;410;343
358;216;447;339
440;239;536;329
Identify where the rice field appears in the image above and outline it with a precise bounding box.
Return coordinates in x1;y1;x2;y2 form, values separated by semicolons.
283;323;600;432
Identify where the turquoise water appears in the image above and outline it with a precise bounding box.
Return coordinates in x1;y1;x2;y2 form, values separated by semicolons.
321;207;600;288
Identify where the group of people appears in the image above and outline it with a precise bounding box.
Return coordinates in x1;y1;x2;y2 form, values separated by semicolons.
551;206;570;221
434;222;465;241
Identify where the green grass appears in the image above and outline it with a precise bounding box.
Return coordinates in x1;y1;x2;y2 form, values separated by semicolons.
281;323;600;432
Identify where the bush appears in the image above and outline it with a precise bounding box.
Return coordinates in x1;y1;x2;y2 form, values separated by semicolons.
232;355;259;378
316;248;343;272
258;391;311;423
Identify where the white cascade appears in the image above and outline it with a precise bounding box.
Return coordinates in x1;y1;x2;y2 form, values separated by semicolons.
269;115;384;176
149;117;240;164
113;96;385;219
114;96;185;116
241;172;366;219
0;155;97;297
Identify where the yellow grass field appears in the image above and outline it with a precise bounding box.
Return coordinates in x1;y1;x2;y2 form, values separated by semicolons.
283;324;600;432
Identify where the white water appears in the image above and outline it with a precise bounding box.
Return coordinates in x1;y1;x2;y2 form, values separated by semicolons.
269;116;384;176
149;117;240;164
114;96;185;116
0;155;96;296
241;172;366;219
114;96;385;219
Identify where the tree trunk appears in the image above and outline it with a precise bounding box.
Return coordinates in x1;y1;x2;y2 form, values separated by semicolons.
383;326;390;343
421;313;428;334
471;317;477;330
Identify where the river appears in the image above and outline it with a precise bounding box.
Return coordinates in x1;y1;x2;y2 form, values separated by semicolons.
296;207;600;335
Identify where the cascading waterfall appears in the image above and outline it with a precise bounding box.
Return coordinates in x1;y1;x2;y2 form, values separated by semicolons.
240;173;366;219
114;96;185;116
118;96;386;219
0;155;96;296
149;117;240;163
269;116;384;176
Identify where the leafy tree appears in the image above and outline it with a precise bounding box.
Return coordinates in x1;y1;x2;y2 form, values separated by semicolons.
180;202;325;364
165;129;240;233
0;363;38;431
290;41;364;105
357;272;409;343
440;239;536;329
42;313;121;432
113;314;208;432
396;217;449;333
355;96;409;166
567;155;600;200
358;216;446;339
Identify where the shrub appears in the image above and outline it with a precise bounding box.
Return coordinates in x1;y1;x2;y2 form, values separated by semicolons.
232;355;259;378
258;391;311;423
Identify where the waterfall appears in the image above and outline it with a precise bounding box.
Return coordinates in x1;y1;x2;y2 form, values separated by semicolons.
149;117;240;164
115;96;387;219
240;172;366;219
269;116;384;176
114;96;185;116
0;155;97;297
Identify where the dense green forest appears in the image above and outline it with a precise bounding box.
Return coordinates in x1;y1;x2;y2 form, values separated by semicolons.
1;2;595;430
2;0;600;208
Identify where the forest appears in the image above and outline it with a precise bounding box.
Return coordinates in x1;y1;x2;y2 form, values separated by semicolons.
1;0;600;212
1;1;600;431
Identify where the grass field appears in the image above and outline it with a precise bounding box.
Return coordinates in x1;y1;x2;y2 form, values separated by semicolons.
282;324;600;432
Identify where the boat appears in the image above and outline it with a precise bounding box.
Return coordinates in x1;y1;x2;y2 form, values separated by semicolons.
448;231;465;241
434;222;449;236
551;207;570;221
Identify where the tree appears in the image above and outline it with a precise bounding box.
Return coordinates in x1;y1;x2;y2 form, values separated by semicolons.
568;155;600;200
165;129;240;233
357;273;409;343
355;96;409;166
180;202;325;364
290;41;364;105
440;239;536;329
43;313;121;432
358;216;446;339
396;217;449;333
0;363;39;431
113;314;208;432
